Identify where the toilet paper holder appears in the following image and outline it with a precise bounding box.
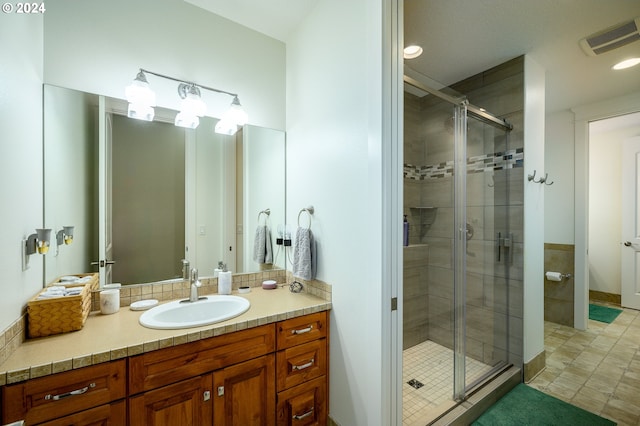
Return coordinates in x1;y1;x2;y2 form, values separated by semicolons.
545;271;572;281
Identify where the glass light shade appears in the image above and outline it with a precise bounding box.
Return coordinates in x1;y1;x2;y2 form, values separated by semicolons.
175;112;200;129
214;118;238;135
220;97;248;127
180;94;207;117
125;79;156;106
127;103;155;121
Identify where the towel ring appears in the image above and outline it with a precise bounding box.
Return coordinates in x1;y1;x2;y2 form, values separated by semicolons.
297;206;314;229
257;208;270;224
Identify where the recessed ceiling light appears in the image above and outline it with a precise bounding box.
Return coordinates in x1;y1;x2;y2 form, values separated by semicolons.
404;45;423;59
612;57;640;70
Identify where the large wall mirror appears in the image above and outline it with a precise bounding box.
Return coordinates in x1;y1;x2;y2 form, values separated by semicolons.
43;85;286;286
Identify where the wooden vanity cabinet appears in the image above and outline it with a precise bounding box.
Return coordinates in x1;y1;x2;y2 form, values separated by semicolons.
0;311;329;426
1;360;126;425
276;312;328;426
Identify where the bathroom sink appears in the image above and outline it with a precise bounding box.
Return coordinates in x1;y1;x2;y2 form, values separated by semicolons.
138;295;250;329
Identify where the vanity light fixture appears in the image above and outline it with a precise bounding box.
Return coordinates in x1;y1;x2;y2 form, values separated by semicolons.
23;228;52;270
612;57;640;70
126;68;248;135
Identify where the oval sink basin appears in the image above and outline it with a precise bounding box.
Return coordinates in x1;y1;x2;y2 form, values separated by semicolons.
139;295;250;329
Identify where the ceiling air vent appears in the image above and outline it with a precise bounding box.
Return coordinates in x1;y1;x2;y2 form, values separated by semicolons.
579;17;640;56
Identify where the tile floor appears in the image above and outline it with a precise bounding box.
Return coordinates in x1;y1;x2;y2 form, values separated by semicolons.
403;340;493;425
529;303;640;426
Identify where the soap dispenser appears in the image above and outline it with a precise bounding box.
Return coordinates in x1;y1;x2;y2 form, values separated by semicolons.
218;263;232;295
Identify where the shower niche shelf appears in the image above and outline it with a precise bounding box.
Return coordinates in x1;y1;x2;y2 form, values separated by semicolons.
409;206;437;240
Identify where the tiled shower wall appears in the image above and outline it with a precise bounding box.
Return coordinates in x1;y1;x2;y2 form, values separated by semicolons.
403;56;525;368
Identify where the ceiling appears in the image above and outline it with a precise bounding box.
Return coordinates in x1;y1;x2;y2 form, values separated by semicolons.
189;0;640;114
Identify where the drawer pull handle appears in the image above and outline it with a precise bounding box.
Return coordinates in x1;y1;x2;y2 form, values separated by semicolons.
292;325;313;335
292;358;315;371
293;407;314;421
45;382;96;401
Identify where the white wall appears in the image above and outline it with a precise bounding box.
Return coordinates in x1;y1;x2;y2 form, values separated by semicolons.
0;14;44;330
544;111;575;244
522;56;545;365
588;116;640;294
286;0;387;424
43;0;286;131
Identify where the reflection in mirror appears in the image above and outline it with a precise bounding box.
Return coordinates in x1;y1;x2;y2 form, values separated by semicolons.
44;85;285;287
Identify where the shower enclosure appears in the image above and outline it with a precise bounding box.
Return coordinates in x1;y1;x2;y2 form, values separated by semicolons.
402;64;523;425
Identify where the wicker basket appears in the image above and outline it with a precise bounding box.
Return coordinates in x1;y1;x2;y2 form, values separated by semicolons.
27;273;99;338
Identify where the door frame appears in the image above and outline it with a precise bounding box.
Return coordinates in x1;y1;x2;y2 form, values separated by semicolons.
573;91;640;330
621;136;640;309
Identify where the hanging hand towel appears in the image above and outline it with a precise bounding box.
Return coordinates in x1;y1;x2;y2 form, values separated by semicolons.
293;227;316;280
253;225;273;264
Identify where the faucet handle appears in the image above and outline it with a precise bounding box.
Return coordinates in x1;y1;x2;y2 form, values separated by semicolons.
190;268;199;283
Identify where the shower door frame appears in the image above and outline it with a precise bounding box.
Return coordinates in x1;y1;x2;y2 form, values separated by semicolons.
403;75;514;404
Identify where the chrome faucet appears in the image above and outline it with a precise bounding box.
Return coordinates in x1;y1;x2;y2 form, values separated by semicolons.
189;268;202;302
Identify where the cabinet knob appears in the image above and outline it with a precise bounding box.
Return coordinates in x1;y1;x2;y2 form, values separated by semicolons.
217;386;224;397
203;390;211;401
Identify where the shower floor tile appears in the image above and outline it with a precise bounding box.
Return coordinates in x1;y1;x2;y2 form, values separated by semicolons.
403;340;493;425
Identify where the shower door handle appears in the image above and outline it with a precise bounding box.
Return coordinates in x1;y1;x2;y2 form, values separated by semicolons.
496;233;514;264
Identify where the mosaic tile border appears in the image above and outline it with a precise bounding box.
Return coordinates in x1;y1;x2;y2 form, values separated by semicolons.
404;148;523;180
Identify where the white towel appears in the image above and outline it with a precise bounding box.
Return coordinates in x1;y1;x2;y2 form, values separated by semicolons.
292;227;316;280
253;225;273;264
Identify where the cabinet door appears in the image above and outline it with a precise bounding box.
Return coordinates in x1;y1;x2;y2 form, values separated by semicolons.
213;355;275;426
37;400;126;426
276;377;326;426
129;375;213;426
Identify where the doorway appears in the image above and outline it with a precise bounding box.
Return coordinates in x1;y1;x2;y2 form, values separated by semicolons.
588;112;640;308
574;94;640;330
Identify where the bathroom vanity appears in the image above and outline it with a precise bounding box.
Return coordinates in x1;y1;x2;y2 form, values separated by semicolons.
0;287;330;425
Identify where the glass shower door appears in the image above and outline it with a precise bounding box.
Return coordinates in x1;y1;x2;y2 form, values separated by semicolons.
462;112;512;392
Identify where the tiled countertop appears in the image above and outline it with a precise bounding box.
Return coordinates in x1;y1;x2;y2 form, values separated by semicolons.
0;286;331;385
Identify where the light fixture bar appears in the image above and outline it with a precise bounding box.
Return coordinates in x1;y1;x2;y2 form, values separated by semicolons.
139;68;239;99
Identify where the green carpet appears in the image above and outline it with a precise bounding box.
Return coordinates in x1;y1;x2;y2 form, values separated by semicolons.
473;384;616;426
589;303;622;323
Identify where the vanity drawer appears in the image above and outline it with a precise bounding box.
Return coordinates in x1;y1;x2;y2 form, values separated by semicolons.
276;376;327;426
129;324;275;394
277;312;327;350
1;360;126;425
277;339;326;392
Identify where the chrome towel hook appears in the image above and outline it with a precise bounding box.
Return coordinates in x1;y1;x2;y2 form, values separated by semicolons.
527;170;554;185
